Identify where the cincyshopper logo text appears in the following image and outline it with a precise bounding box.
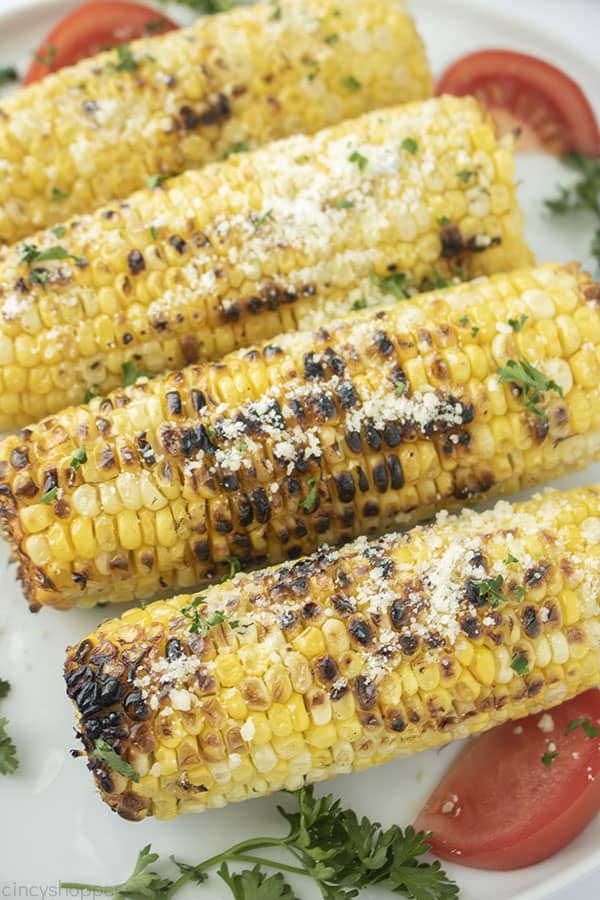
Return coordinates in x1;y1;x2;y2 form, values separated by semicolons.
1;887;104;898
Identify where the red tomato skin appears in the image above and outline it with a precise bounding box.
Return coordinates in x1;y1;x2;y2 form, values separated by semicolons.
23;1;177;85
415;690;600;870
436;49;600;156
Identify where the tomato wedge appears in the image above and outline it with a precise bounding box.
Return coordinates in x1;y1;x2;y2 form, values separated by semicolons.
415;690;600;870
23;1;177;85
436;50;600;156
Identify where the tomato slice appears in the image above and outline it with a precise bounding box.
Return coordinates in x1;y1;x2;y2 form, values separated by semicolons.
415;690;600;870
23;1;177;85
436;50;600;156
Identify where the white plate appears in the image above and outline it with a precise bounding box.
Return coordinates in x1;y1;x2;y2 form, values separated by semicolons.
0;1;599;897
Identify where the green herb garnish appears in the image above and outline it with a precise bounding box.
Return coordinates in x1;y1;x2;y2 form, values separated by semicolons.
395;382;407;397
351;298;367;311
83;384;101;403
566;716;600;739
223;141;250;159
343;75;361;92
254;209;273;230
19;243;86;269
51;225;66;239
146;172;178;189
303;477;318;512
508;314;528;333
542;750;559;769
458;315;469;325
149;225;158;240
51;186;69;202
324;33;339;44
41;487;58;504
457;169;475;183
94;739;139;782
504;553;518;564
181;595;239;635
61;786;458;899
122;360;148;386
269;4;282;20
222;556;241;582
349;150;368;172
370;270;411;300
0;67;18;87
401;137;418;154
70;448;87;471
510;652;529;677
114;44;138;73
545;154;600;271
437;215;450;226
335;198;355;209
470;325;479;338
497;358;564;419
0;680;17;776
472;574;505;608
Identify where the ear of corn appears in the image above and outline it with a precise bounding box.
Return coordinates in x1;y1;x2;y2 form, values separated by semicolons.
0;0;431;245
2;262;599;612
0;95;533;428
64;484;600;821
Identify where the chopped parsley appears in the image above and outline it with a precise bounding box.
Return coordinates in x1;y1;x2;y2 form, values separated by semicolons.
94;739;139;782
34;44;56;69
458;315;469;326
122;360;148;386
545;154;600;271
350;298;367;311
144;17;170;34
0;680;17;776
497;358;564;419
542;750;559;769
114;44;138;73
303;477;319;512
269;4;282;20
51;186;69;202
149;225;158;241
395;382;407;398
510;652;529;677
254;209;273;230
70;448;87;471
470;325;479;338
146;172;178;189
222;556;242;582
437;215;450;226
0;67;18;87
335;198;355;209
83;383;101;403
51;225;66;239
61;785;457;899
343;75;361;92
295;154;310;165
41;487;58;504
370;270;411;300
401;137;418;155
28;269;50;291
349;150;368;173
324;33;339;44
19;243;86;269
181;595;239;635
566;717;600;739
457;169;476;183
223;141;250;159
504;553;518;565
508;314;528;333
471;574;505;608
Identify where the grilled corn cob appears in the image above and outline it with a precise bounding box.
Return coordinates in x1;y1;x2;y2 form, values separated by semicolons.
64;484;600;821
2;262;599;612
0;0;431;245
0;95;533;429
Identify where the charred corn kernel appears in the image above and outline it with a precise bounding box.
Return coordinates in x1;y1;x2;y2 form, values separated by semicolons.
65;484;600;819
0;95;533;429
5;264;599;612
0;0;431;245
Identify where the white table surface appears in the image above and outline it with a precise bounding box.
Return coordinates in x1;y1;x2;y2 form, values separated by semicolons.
0;0;597;897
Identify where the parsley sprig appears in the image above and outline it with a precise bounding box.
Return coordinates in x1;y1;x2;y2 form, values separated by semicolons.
0;679;17;776
370;270;412;300
497;358;564;419
545;153;600;271
93;738;139;783
19;242;86;271
0;66;18;87
61;786;458;899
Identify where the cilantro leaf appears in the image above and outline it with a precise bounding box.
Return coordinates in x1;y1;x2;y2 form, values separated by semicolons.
349;150;368;173
510;652;529;676
51;186;69;202
0;679;10;699
303;477;319;512
0;66;18;87
542;750;559;769
122;360;149;386
19;242;85;269
70;447;87;471
61;844;173;897
114;44;138;73
497;358;564;419
0;718;18;775
218;864;298;900
93;738;139;782
508;314;528;333
545;154;600;271
401;137;418;155
343;75;361;92
370;270;411;300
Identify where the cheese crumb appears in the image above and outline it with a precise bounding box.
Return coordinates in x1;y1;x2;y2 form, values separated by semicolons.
537;713;554;734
